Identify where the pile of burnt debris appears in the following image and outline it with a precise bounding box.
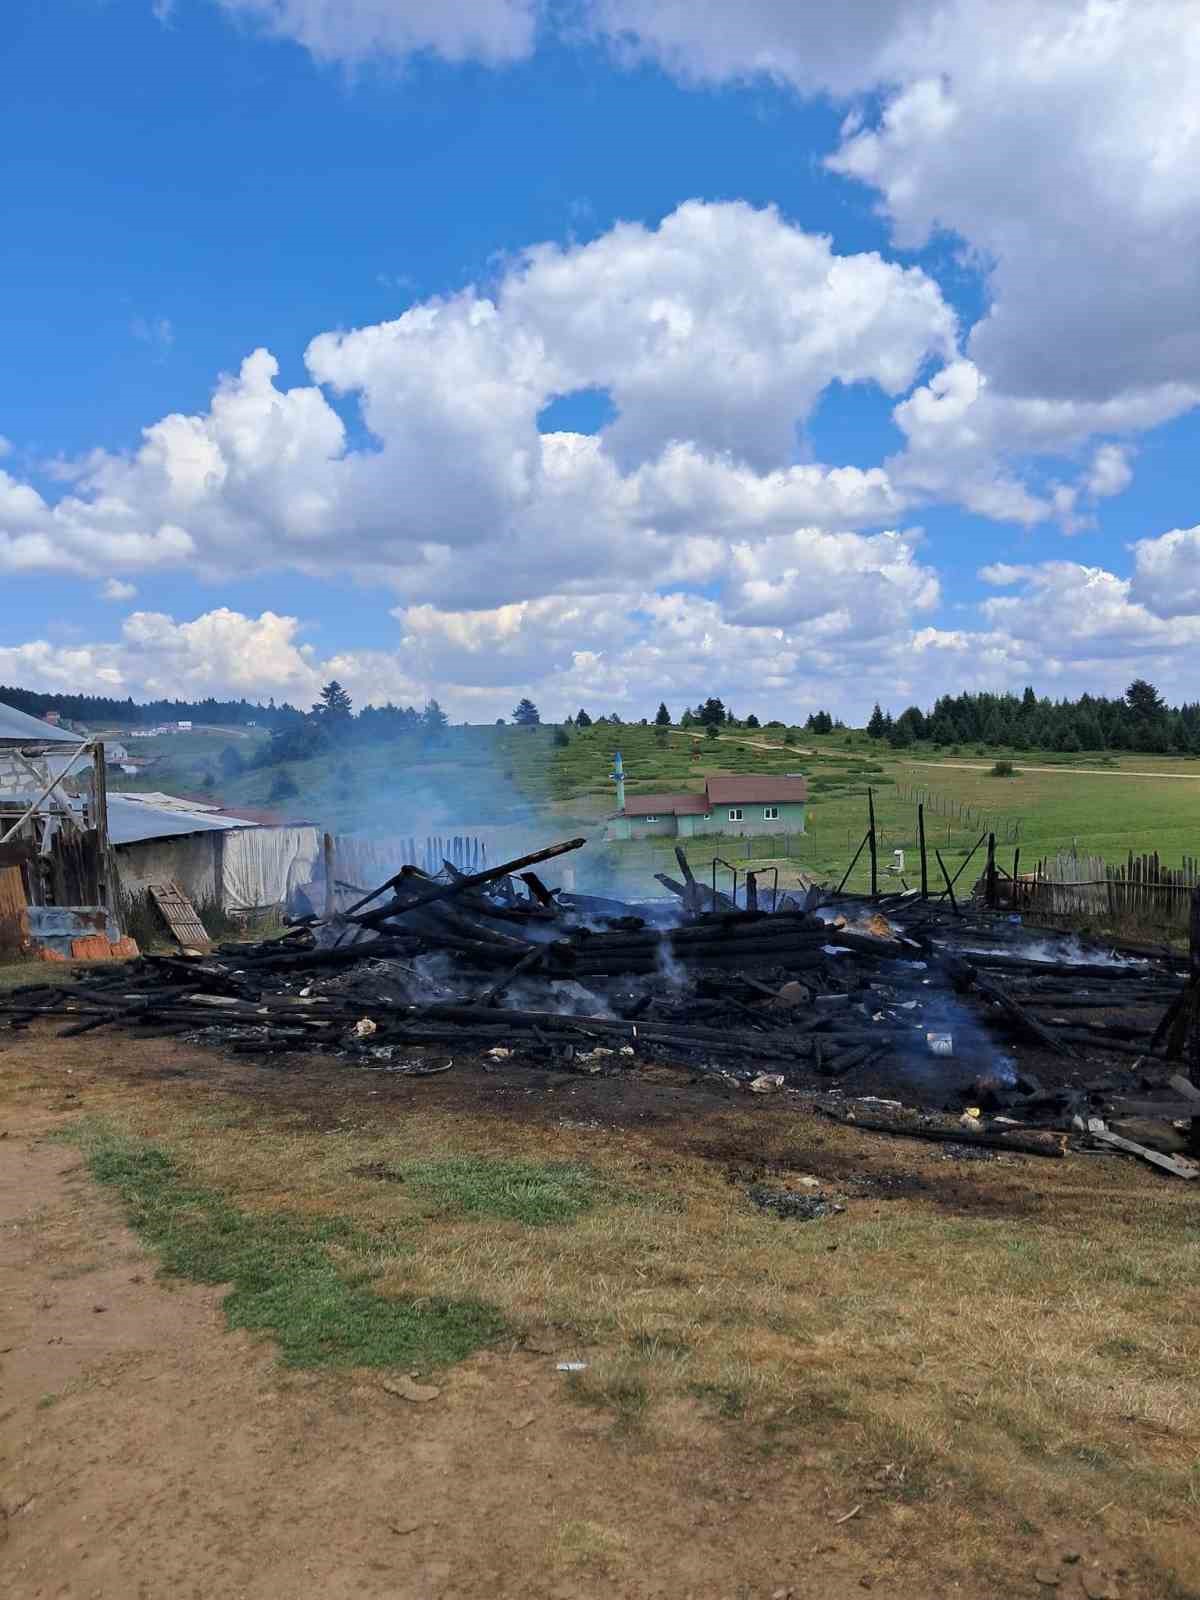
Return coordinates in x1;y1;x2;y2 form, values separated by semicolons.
4;836;1198;1178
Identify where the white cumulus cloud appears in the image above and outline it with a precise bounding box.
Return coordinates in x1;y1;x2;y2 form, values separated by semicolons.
1128;525;1200;619
0;203;955;598
1085;443;1134;501
594;1;1200;445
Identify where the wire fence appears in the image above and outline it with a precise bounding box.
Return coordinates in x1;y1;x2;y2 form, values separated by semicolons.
895;780;1022;844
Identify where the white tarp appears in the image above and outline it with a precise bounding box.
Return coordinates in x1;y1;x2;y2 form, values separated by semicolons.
220;825;320;912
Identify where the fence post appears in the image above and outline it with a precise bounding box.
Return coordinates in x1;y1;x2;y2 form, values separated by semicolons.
322;831;336;918
867;787;878;897
1189;887;1200;1159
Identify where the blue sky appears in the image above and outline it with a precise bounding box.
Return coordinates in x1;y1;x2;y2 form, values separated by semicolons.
2;1;1198;719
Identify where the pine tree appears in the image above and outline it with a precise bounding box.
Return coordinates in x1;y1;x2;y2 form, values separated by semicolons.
316;680;353;721
866;703;887;739
655;702;671;726
575;708;593;728
1125;679;1164;721
513;698;541;726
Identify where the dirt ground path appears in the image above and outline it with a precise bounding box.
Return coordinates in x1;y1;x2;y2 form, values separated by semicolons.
2;1113;920;1600
684;732;812;756
908;759;1200;780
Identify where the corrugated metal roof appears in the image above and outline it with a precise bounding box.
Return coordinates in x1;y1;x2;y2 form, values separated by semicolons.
1;784;267;845
106;797;253;845
0;701;85;747
623;792;709;817
705;775;808;803
117;791;225;813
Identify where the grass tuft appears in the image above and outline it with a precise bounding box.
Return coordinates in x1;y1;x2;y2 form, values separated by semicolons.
71;1123;505;1369
396;1154;604;1226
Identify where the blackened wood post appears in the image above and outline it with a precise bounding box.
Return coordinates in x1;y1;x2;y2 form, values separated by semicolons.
323;832;336;919
1189;886;1200;1158
935;847;960;914
917;803;928;899
1012;847;1021;911
836;831;871;895
867;787;878;898
745;870;759;912
986;832;997;908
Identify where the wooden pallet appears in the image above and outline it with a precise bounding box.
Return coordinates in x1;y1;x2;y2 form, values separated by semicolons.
147;881;210;949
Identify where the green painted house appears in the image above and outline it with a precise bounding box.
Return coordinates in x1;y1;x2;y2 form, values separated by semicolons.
606;774;807;842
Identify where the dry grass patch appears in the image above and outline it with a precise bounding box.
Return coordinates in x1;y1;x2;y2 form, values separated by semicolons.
10;1051;1199;1595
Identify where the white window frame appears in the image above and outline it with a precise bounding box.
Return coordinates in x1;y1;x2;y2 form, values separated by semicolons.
763;806;779;821
643;814;659;823
727;807;743;821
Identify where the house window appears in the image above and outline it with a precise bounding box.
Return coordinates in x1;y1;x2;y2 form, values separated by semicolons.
728;807;743;821
643;815;659;823
763;806;779;821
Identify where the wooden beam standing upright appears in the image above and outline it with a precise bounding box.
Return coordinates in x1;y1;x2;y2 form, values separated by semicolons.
867;787;878;898
917;802;928;900
674;844;701;915
90;741;118;930
323;831;336;919
1189;886;1200;1159
986;831;997;908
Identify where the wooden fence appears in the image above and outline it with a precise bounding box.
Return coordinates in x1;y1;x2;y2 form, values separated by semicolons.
1009;851;1200;930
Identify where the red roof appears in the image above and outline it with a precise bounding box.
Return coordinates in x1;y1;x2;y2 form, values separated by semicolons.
706;775;808;804
623;792;709;817
622;773;807;816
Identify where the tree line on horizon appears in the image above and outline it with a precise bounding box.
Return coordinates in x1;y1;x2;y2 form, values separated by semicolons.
0;684;306;731
866;681;1194;755
4;677;1195;757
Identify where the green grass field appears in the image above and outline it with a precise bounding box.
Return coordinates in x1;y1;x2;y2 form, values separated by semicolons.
80;716;1200;903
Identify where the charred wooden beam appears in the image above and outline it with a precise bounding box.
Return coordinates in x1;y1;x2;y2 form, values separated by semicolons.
351;837;586;924
817;1106;1066;1158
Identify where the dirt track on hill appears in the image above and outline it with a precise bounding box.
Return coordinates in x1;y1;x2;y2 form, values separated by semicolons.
909;760;1200;779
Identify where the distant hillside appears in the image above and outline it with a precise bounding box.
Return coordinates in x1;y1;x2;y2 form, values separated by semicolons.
0;684;301;731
